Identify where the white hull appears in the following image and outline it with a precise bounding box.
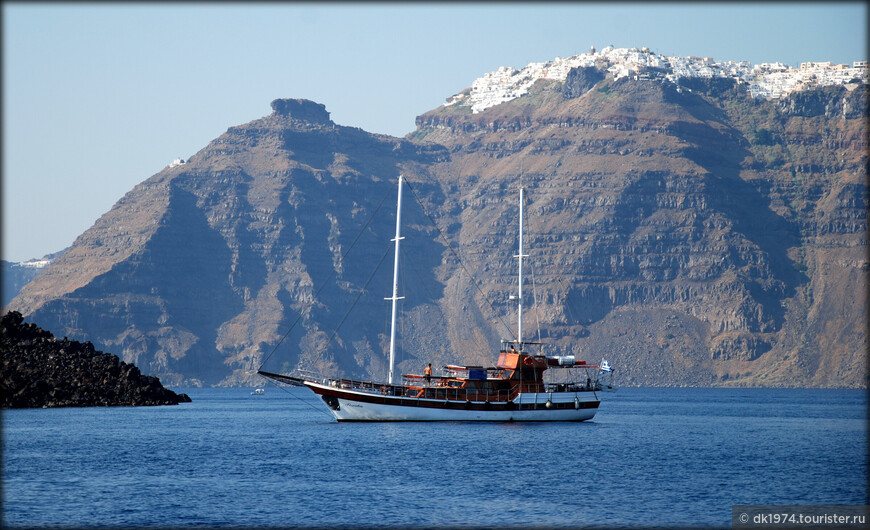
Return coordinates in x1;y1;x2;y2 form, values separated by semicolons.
305;381;599;422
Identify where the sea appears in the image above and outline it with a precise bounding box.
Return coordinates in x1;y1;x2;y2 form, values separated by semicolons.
2;387;867;528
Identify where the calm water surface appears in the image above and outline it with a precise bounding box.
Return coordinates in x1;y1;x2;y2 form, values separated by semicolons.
3;387;867;527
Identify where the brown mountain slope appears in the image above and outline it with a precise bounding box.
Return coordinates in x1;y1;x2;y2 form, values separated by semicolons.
411;76;866;387
11;99;447;386
9;74;867;388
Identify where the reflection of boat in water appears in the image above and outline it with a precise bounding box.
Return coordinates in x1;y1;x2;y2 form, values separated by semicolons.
260;176;614;421
250;388;265;395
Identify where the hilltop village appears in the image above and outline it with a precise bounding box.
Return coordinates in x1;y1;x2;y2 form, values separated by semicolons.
449;46;867;113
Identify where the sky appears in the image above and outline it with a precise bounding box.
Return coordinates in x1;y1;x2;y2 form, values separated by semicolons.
2;2;867;263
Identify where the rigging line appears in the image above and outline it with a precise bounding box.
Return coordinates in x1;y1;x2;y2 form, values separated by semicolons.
403;178;515;341
323;244;393;355
262;378;334;420
258;185;395;370
521;187;544;353
529;259;544;353
382;293;391;355
398;250;406;369
400;293;405;369
383;289;391;357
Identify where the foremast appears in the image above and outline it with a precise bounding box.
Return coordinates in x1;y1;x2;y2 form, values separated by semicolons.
385;175;405;385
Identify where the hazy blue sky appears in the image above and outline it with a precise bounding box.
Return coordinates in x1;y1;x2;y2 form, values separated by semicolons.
2;2;866;262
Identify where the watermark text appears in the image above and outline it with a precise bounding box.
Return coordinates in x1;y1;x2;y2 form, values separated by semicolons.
733;505;868;528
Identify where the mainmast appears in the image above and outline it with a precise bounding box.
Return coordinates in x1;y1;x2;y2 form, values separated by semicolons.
513;186;528;351
386;175;405;384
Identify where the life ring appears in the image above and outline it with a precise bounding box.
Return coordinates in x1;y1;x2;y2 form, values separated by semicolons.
523;356;534;367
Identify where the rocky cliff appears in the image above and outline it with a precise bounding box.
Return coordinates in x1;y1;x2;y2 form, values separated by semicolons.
3;261;44;307
1;311;190;407
2;252;63;306
8;69;867;388
413;74;866;388
10;99;447;386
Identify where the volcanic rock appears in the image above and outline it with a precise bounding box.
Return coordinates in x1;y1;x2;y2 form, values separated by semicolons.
1;311;191;407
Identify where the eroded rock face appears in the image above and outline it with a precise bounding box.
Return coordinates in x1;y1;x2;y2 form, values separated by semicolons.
270;98;332;124
10;100;447;386
1;311;191;408
777;84;867;118
413;77;866;388
562;66;606;99
8;79;867;389
3;261;45;306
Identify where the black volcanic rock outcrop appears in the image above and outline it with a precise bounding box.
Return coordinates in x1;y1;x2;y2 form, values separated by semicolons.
1;311;191;407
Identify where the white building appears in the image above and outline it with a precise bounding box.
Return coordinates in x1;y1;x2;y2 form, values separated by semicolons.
446;47;868;113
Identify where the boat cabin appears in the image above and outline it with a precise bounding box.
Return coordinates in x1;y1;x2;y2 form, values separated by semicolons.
397;346;600;402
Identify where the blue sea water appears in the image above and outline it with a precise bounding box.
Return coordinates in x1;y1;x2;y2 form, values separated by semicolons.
2;387;867;528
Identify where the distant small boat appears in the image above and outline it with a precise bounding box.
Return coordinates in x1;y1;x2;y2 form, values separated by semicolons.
250;388;265;395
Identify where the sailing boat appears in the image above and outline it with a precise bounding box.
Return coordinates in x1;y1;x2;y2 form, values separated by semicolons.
259;175;609;421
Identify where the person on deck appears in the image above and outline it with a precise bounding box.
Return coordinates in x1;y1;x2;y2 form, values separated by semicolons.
424;363;432;386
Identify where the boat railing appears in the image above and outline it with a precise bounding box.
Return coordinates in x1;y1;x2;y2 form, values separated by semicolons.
398;384;515;403
329;376;600;398
331;375;611;402
545;381;601;393
330;378;401;395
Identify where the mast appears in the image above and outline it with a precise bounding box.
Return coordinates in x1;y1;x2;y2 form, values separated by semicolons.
386;175;405;384
513;186;528;351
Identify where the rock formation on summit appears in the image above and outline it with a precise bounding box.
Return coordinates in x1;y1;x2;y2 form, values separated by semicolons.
270;98;332;123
